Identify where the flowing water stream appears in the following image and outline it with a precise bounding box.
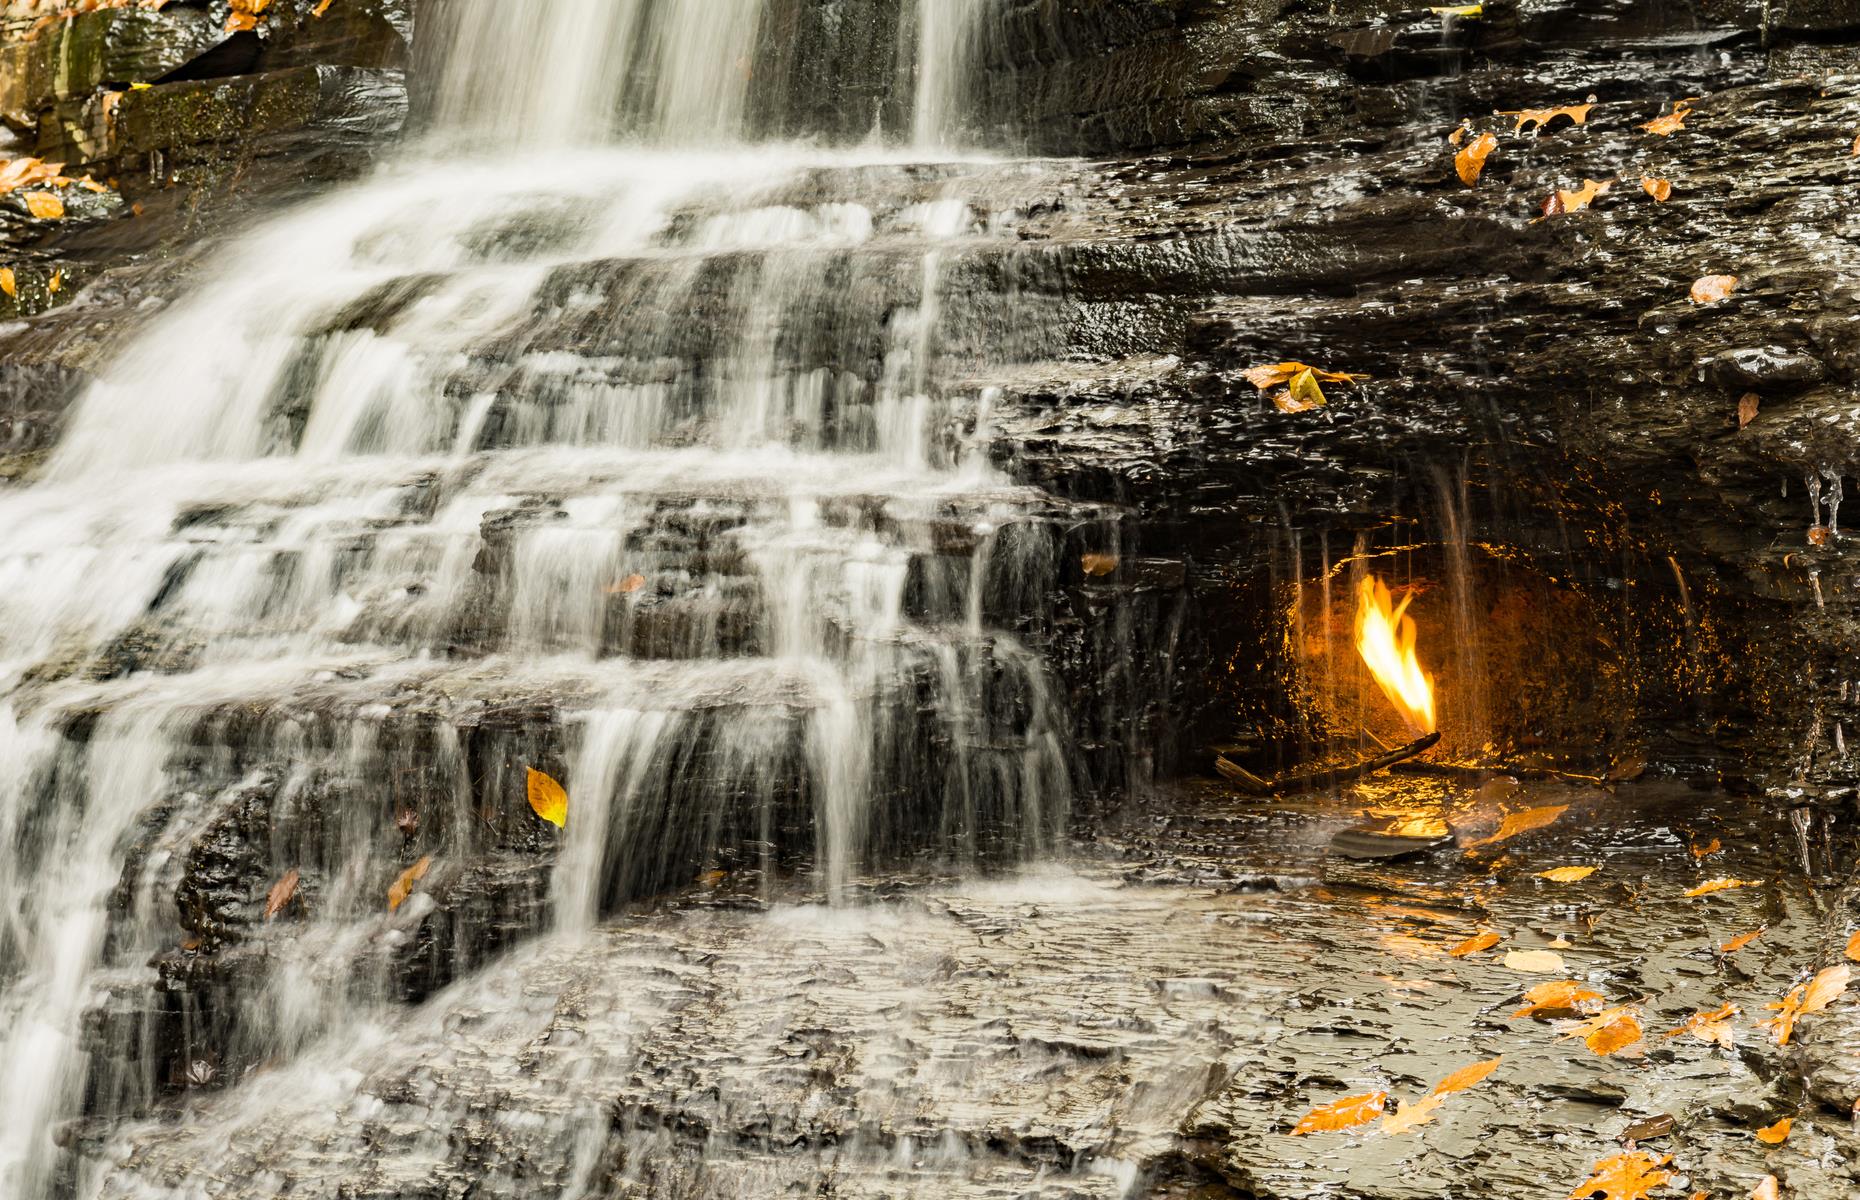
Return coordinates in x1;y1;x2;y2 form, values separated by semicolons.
0;2;1106;1195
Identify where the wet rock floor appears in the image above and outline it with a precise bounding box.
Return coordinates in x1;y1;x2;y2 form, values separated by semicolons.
81;775;1860;1200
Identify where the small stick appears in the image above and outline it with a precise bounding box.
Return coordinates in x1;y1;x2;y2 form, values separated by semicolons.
1216;731;1442;797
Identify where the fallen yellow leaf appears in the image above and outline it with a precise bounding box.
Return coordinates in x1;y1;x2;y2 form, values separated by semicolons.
1505;949;1567;973
1685;877;1757;897
527;767;569;828
314;0;334;14
1641;176;1672;202
1539;178;1610;218
1762;963;1850;1045
1469;804;1567;847
1642;102;1694;136
1241;362;1367;390
1515;980;1605;1017
1539;866;1599;883
1690;837;1721;859
1664;1002;1738;1048
1844;930;1859;962
1449;930;1501;957
1721;929;1763;954
264;867;300;921
605;573;647;595
1290;1090;1387;1135
1568;1151;1672;1200
1737;393;1759;429
24;192;64;220
1381;1094;1444;1135
1499;103;1593;134
0;267;13;298
1456;131;1499;186
1080;553;1118;576
1755;1117;1792;1145
1689;275;1737;305
1429;1056;1501;1095
387;855;432;911
1751;1175;1779;1200
1562;1006;1642;1056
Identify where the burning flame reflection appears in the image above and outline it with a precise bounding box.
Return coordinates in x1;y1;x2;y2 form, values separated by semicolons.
1354;576;1437;735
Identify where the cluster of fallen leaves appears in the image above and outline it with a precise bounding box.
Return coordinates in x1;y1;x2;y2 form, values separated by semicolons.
1240;361;1369;412
0;156;110;222
1291;1055;1501;1137
16;0;338;44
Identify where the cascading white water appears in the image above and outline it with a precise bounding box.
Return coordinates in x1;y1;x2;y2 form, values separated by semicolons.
0;3;1086;1197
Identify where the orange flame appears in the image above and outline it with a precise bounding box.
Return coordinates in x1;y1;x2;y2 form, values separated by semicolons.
1354;576;1437;735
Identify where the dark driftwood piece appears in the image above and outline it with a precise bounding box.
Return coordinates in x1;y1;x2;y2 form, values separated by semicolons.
1216;731;1442;796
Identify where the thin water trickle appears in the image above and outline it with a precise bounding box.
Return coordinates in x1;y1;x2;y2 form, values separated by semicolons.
0;2;1103;1195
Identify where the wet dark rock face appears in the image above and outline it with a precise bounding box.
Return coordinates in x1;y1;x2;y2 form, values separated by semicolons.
4;0;1860;1197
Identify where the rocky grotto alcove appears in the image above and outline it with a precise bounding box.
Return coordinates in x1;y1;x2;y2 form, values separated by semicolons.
3;1;1860;1198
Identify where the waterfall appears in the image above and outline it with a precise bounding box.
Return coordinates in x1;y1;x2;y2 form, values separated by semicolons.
0;2;1086;1196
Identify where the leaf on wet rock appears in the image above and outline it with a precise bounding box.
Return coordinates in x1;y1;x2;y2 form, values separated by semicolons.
1448;120;1469;146
1381;1094;1444;1135
1538;179;1610;219
1737;392;1760;428
1641;177;1672;202
1689;275;1737;305
1290;1090;1387;1135
1720;929;1763;954
1562;1006;1644;1056
47;270;61;295
1539;866;1599;883
1504;949;1567;973
1514;980;1606;1018
1755;1117;1792;1145
1690;837;1721;859
1685;878;1757;897
1762;964;1850;1046
1080;553;1118;576
1449;930;1501;957
1844;930;1860;962
24;192;64;220
1469;804;1568;847
387;855;432;912
1499;103;1594;134
1620;1113;1676;1143
0;268;13;298
1241;362;1366;390
1664;1002;1739;1047
605;573;647;594
1568;1151;1673;1200
264;867;300;921
1751;1175;1779;1200
1280;368;1328;412
1456;131;1499;186
1641;102;1694;136
527;767;569;828
314;0;335;14
1429;1056;1501;1095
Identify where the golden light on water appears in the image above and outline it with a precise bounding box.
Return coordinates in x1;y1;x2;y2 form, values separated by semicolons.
1354;576;1437;736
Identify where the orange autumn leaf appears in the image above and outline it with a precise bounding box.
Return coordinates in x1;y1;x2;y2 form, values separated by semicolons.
1447;121;1469;146
1539;866;1599;883
526;767;569;828
387;855;432;911
1561;1005;1643;1056
1081;553;1119;576
1568;1151;1673;1200
1449;930;1501;957
1429;1056;1501;1096
1751;1176;1779;1200
1642;102;1694;136
1689;275;1737;305
0;267;13;298
1641;177;1673;202
1381;1094;1444;1135
1664;1002;1738;1048
313;0;334;13
24;192;64;220
1737;393;1759;429
1515;980;1606;1018
1505;949;1567;973
1844;930;1859;962
1762;963;1850;1046
1290;1090;1387;1135
1755;1117;1792;1145
47;270;60;295
1685;877;1757;897
1499;103;1594;134
1720;929;1763;954
605;573;647;594
1539;179;1610;219
1470;804;1568;847
1241;362;1367;390
1690;837;1721;859
1456;131;1499;186
264;867;300;921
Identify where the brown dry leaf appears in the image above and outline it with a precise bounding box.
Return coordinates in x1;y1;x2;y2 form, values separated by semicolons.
1539;866;1599;883
264;867;300;921
1539;178;1610;219
1568;1151;1673;1200
387;855;432;911
1241;362;1367;390
1449;930;1501;957
1290;1090;1387;1135
1429;1056;1501;1096
1763;964;1850;1046
1751;1176;1779;1200
1721;929;1763;954
0;268;14;299
1505;949;1567;973
1685;877;1758;897
24;192;64;220
1843;930;1860;962
1642;102;1694;136
1469;804;1568;847
1691;837;1721;859
1853;132;1859;157
526;767;569;828
605;573;647;595
1081;553;1118;576
1733;393;1759;429
1808;525;1830;547
1381;1094;1444;1135
1690;275;1737;304
1448;121;1468;146
1515;980;1606;1018
1456;131;1499;186
1664;1002;1739;1047
1641;176;1673;202
1500;103;1594;134
1755;1117;1792;1145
